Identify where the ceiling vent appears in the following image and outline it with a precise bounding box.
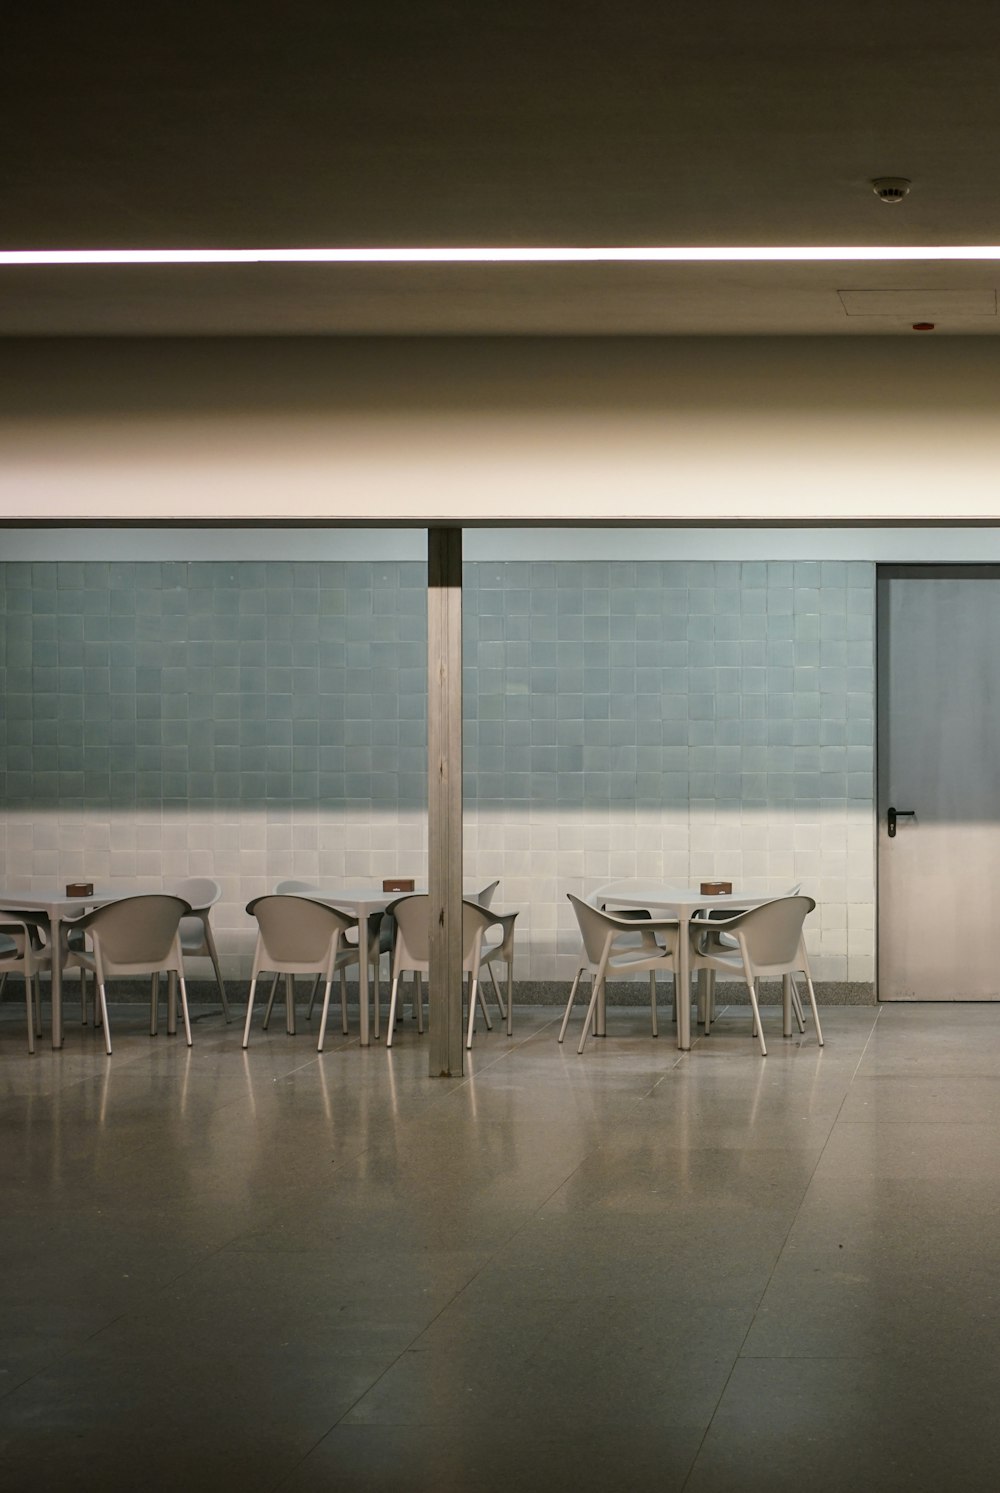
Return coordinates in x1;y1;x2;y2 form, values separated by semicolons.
871;177;911;203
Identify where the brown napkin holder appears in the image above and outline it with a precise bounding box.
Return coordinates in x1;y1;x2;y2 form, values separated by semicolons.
66;882;94;898
382;878;415;894
699;880;732;896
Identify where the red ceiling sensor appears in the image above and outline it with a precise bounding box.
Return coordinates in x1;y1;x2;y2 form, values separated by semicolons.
912;322;935;331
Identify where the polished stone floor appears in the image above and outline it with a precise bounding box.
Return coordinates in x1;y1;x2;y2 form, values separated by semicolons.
2;997;1000;1492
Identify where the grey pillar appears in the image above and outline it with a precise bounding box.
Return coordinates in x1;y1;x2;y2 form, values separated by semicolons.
427;527;464;1076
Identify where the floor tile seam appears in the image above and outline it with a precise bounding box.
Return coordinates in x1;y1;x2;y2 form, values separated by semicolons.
285;1144;610;1457
0;1228;250;1406
431;1016;566;1099
679;1015;884;1488
0;1333;108;1406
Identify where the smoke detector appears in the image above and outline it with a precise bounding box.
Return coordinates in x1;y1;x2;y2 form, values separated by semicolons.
872;177;911;204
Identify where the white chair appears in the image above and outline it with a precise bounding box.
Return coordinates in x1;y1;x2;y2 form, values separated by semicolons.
274;879;391;1036
688;895;823;1056
63;895;193;1056
0;915;51;1053
169;876;230;1022
376;881;505;1041
560;893;680;1054
383;894;518;1050
243;895;360;1052
692;884;802;1032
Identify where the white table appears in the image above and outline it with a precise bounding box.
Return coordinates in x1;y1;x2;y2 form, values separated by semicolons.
591;882;781;1052
0;886;138;1049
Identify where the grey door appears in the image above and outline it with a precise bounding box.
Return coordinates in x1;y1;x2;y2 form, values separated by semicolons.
878;566;1000;1000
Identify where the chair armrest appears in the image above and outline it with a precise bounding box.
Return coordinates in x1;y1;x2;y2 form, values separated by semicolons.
0;917;33;938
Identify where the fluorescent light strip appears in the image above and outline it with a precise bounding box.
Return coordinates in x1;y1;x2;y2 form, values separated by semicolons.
4;246;1000;266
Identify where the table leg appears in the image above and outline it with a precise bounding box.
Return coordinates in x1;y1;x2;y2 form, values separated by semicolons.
51;914;64;1049
167;971;177;1035
358;914;370;1046
676;914;691;1051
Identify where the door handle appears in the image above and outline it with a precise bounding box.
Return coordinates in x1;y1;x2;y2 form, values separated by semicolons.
887;806;916;838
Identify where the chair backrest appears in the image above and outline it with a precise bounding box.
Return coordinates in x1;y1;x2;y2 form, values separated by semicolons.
170;877;221;913
727;896;816;966
567;893;621;965
274;879;322;895
78;895;192;966
474;880;500;908
246;894;356;965
389;894;499;970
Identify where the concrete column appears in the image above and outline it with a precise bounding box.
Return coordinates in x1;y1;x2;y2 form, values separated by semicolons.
427;527;464;1076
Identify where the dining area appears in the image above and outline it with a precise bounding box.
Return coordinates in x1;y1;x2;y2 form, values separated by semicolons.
1;870;824;1066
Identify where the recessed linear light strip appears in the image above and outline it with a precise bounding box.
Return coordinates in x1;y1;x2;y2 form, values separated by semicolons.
4;246;1000;266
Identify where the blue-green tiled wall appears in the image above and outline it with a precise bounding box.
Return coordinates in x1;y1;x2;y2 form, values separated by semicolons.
0;558;873;812
462;559;873;811
0;560;428;808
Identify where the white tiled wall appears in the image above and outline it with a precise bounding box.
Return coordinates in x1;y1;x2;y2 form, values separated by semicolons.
0;797;873;986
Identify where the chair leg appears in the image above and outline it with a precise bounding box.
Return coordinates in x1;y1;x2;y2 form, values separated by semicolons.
578;974;604;1055
150;971;160;1036
24;975;35;1055
205;926;231;1022
558;969;583;1043
477;979;493;1031
488;961;507;1021
802;968;824;1046
466;976;479;1050
262;973;279;1030
178;976;192;1047
284;973;295;1036
306;974;321;1020
98;982;112;1055
317;978;335;1052
386;975;401;1049
369;927;381;1041
506;961;513;1038
242;975;259;1048
373;956;382;1042
649;970;658;1038
746;976;767;1057
789;975;806;1033
414;972;424;1034
697;970;715;1033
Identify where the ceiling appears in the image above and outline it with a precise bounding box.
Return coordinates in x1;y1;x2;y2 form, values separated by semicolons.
4;1;1000;336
